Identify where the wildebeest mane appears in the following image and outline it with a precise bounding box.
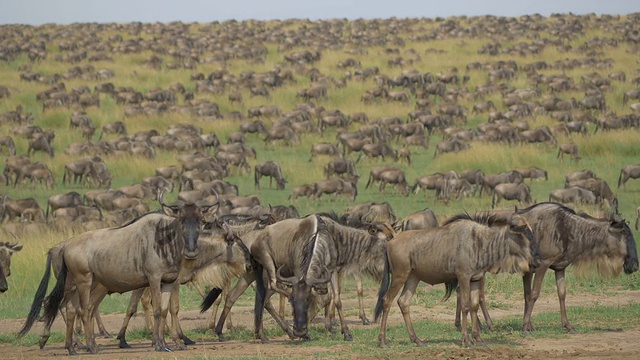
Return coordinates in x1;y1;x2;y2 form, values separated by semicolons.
111;209;163;230
443;211;509;227
300;215;327;278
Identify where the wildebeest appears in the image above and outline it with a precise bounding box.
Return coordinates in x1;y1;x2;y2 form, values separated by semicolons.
0;241;23;293
248;214;395;342
378;169;410;196
519;125;556;145
289;184;315;201
492;183;532;208
433;138;469;158
312;178;358;202
254;161;286;190
515;203;638;333
398;208;439;231
263;126;301;146
18;193;219;354
0;136;16;156
358;142;398;163
374;213;538;347
0;196;43;223
365;165;399;190
46;192;83;219
567;177;618;212
564;169;597;186
483;170;524;196
309;142;342;162
548;187;598;205
344;201;397;226
618;164;640;189
27;133;55;158
324;158;357;179
557;142;580;163
517;166;548;182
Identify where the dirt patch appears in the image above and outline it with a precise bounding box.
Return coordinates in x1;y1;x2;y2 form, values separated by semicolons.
2;289;640;359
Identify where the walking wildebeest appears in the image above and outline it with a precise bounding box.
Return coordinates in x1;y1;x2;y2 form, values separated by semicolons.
618;164;640;189
374;213;538;347
46;191;84;219
378;169;410;196
1;241;23;293
18;193;219;354
517;166;548;182
515;203;638;333
254;161;286;190
324;158;357;179
491;183;533;208
312;178;358;202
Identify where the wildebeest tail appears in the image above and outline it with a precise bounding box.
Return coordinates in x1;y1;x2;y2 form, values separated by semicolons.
253;263;266;332
200;288;223;313
443;279;458;302
618;170;623;188
491;189;497;208
18;251;55;337
373;248;390;323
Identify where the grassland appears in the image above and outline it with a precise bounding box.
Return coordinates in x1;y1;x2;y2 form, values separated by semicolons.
1;13;640;358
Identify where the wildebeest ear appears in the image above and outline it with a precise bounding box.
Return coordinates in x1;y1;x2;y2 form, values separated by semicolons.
313;284;328;295
161;204;180;217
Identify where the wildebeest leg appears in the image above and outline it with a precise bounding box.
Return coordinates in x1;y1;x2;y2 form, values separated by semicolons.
149;279;169;352
92;294;110;338
207;282;233;333
330;272;352;341
168;281;189;350
378;268;410;347
215;273;255;341
522;266;549;333
397;275;423;347
264;297;295;339
458;275;475;347
478;276;493;331
75;272;99;354
279;292;286;319
469;280;484;345
355;274;370;325
117;288;144;348
64;294;79;355
555;269;575;333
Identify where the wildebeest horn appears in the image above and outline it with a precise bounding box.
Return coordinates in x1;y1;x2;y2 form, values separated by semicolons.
276;265;297;285
305;265;332;287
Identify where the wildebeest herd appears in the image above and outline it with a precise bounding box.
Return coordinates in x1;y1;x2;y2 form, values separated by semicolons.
1;11;640;356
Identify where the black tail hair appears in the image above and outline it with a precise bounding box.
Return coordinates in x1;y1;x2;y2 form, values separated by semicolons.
443;279;458;302
200;288;223;313
18;252;54;337
253;263;266;335
373;248;390;323
42;257;67;332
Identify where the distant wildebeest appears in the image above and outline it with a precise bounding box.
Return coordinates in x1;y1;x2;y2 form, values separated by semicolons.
398;208;439;231
566;177;618;212
0;241;23;293
324;158;357;179
240;120;267;134
254;161;286;190
0;196;43;223
0;136;16;156
492;183;532;208
564;169;597;187
263;126;301;146
517;166;548;182
27;133;55;158
375;213;538;347
358;142;398;163
289;184;315;201
312;178;358;202
618;164;640;189
101;121;127;136
46;192;83;219
433;138;469;158
483;170;524;196
18;193;220;354
309;142;342;162
344;201;397;226
548;187;598;205
378;169;410;196
557;142;580;163
365;165;399;190
514;203;638;333
519;125;556;145
459;169;485;196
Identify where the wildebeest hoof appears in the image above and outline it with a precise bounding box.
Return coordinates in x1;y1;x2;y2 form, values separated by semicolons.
302;335;312;342
343;333;353;341
217;335;227;342
118;340;132;349
182;335;196;345
361;319;371;326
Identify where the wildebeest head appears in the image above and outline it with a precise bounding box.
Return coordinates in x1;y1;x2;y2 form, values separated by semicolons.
611;215;639;274
507;214;540;271
276;264;331;338
0;241;23;293
159;191;218;260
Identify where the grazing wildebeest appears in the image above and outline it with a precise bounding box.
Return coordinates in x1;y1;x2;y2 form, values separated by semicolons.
567;177;618;212
399;208;439;231
459;169;485;196
358;142;398;163
263;126;301;146
517;166;548;182
240;120;267;134
483;170;524;196
312;178;358;202
519;125;556;145
254;161;286;190
564;169;597;187
618;164;640;189
515;203;638;333
324;158;357;179
101;121;127;136
27;133;55;157
492;183;532;208
344;201;396;226
557;142;580;163
1;241;23;293
365;165;399;190
548;187;598;205
18;193;219;354
63;157;101;187
374;213;538;347
246;214;395;342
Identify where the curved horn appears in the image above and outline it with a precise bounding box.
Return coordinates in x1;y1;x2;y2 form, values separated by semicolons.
306;265;332;287
276;265;297;285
